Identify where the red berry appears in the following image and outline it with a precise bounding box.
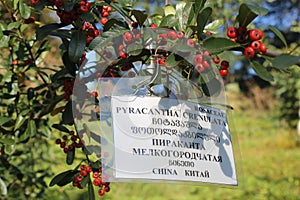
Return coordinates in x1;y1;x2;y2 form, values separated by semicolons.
100;17;108;25
159;33;167;39
93;172;100;178
249;29;263;41
87;28;95;37
193;54;203;65
11;60;18;65
94;30;100;37
118;44;124;51
260;43;267;54
91;91;98;98
80;165;86;170
150;23;157;28
76;175;83;182
203;50;210;56
86;166;92;173
104;186;110;192
55;138;61;144
195;64;205;73
186;39;195;48
159;58;166;66
71;135;77;142
237;26;247;36
80;4;89;13
30;0;39;5
62;135;68;141
98;189;105;196
227;26;237;38
177;31;185;39
220;69;228;77
24;16;35;24
167;30;177;40
221;60;229;69
131;21;138;28
213;56;220;64
54;0;64;7
250;41;261;51
203;60;210;69
107;6;112;12
123;31;133;44
236;34;247;43
243;46;255;58
60;142;66;148
69;131;74;136
102;11;109;17
80;170;88;177
93;178;102;186
63;147;68;153
119;51;127;59
68;144;75;150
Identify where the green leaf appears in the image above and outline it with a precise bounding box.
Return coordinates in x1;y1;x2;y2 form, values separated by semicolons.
204;19;224;34
272;54;300;69
194;0;206;16
0;35;9;48
159;14;179;28
164;4;176;16
126;41;143;56
203;37;240;54
80;176;90;187
196;7;212;40
0;138;15;145
36;23;64;40
68;30;87;63
19;0;31;19
13;0;19;9
66;149;75;165
165;53;179;67
103;18;128;31
88;178;95;200
0;117;11;126
14;114;27;131
27;120;36;137
52;124;69;133
49;170;78;187
268;25;287;48
236;3;268;27
186;3;195;31
80;12;96;22
175;1;187;30
131;10;148;26
19;120;36;141
7;22;20;30
62;101;73;125
251;61;274;82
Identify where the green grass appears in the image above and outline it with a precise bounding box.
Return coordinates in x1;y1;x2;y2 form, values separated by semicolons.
46;83;300;200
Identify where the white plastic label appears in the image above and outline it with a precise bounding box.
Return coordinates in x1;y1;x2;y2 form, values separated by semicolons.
109;96;237;185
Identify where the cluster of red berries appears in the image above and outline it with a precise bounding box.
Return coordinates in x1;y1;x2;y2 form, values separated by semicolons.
62;80;74;101
55;131;84;153
73;164;110;196
212;56;230;77
99;5;113;25
82;22;101;46
30;0;92;25
193;51;211;73
227;26;267;58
